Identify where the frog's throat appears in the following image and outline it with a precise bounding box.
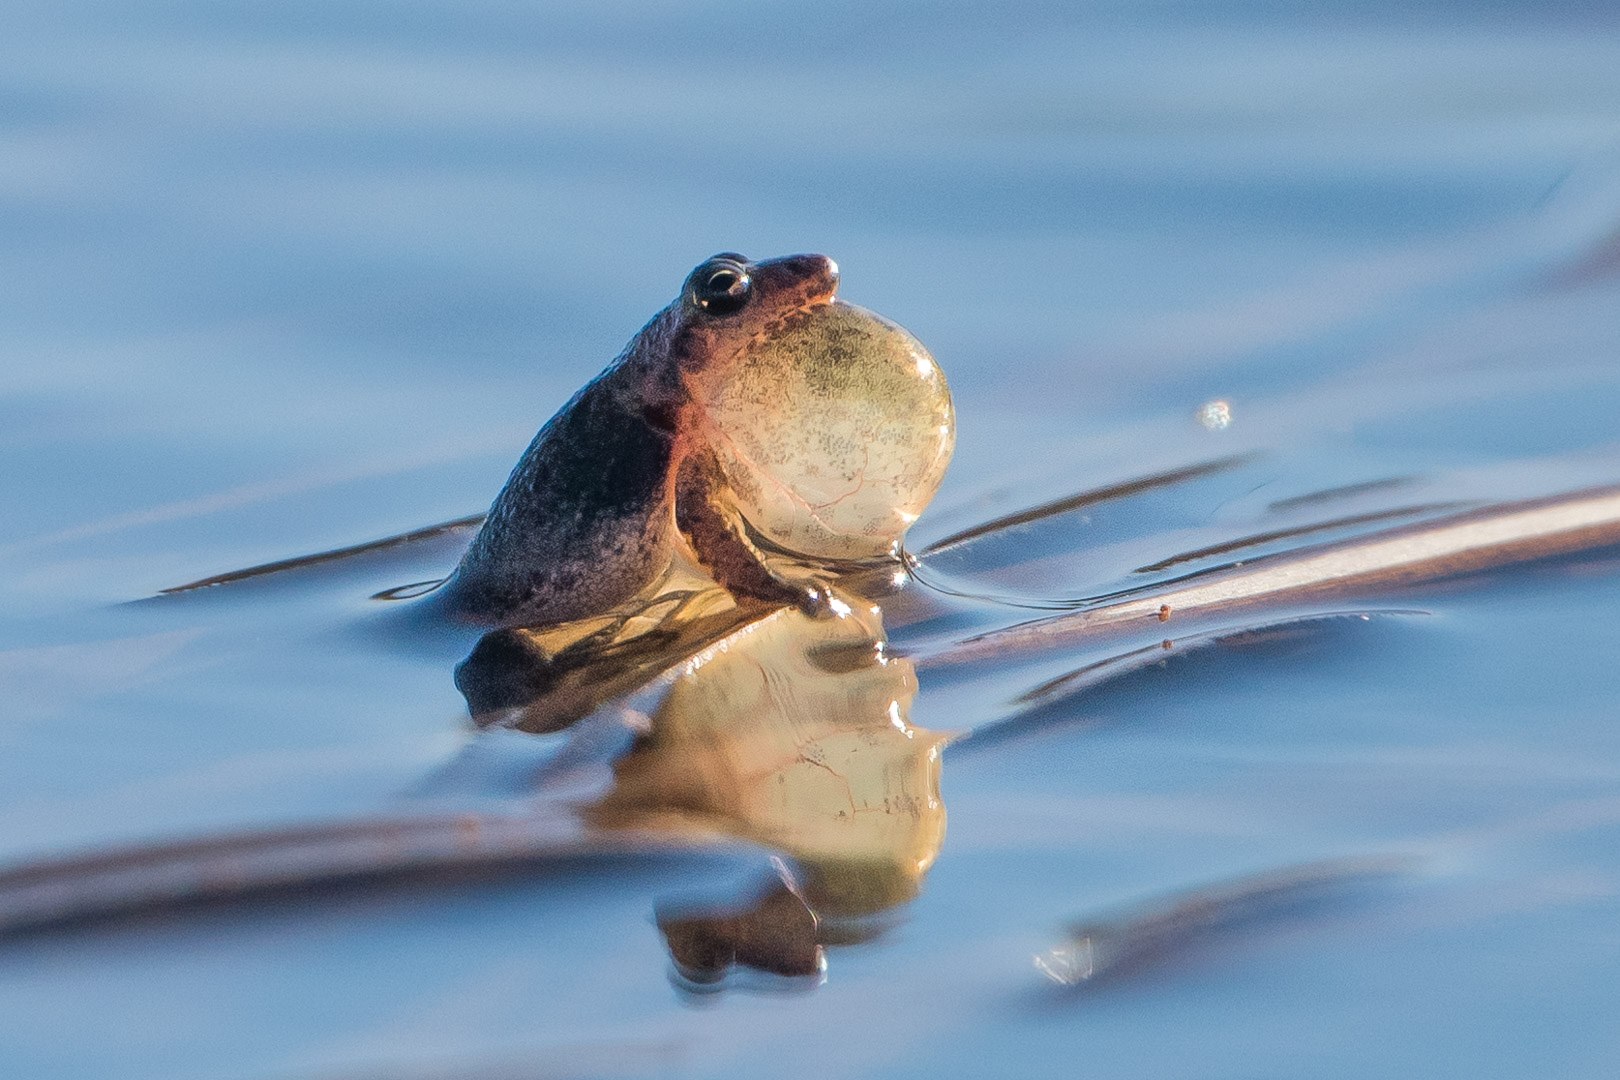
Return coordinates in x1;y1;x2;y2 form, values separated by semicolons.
678;405;868;559
677;297;836;400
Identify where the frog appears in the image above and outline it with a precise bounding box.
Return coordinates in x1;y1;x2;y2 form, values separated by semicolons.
435;253;954;630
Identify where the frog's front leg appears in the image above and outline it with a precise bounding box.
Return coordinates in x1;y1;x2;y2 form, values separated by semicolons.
674;449;834;617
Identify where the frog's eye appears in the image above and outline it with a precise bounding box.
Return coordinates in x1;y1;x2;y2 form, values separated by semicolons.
691;260;752;316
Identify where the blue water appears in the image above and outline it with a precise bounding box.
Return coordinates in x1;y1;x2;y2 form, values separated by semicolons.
3;3;1620;1077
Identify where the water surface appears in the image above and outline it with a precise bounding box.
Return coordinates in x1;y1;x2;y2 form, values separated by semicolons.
3;3;1620;1078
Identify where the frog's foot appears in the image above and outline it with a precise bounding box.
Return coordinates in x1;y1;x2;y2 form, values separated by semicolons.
794;579;844;619
676;452;835;617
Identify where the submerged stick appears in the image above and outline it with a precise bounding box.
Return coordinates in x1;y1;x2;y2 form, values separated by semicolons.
159;515;484;594
927;483;1620;668
0;809;721;937
920;453;1257;555
1033;855;1413;987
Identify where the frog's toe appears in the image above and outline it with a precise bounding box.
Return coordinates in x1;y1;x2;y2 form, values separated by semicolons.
795;580;841;619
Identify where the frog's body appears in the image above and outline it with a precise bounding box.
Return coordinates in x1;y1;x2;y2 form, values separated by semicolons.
446;362;681;626
438;253;952;630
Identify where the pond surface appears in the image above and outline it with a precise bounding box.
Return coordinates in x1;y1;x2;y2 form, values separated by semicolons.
3;3;1620;1078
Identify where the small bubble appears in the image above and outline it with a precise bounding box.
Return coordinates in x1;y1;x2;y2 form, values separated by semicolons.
1197;399;1232;431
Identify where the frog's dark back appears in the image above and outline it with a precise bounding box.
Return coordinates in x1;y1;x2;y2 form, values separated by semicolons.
439;362;677;627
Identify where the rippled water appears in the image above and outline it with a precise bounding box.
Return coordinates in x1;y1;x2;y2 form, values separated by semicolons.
4;3;1620;1078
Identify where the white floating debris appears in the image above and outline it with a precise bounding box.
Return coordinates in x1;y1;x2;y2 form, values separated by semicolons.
1033;939;1097;985
1197;399;1232;431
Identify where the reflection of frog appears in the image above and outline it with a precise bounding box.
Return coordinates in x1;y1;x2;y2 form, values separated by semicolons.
436;254;954;630
454;600;949;987
602;605;948;987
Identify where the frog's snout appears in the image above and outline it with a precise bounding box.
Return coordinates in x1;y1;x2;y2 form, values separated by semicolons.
754;252;840;307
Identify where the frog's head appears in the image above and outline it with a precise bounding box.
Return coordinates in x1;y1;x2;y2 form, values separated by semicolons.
665;252;840;395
